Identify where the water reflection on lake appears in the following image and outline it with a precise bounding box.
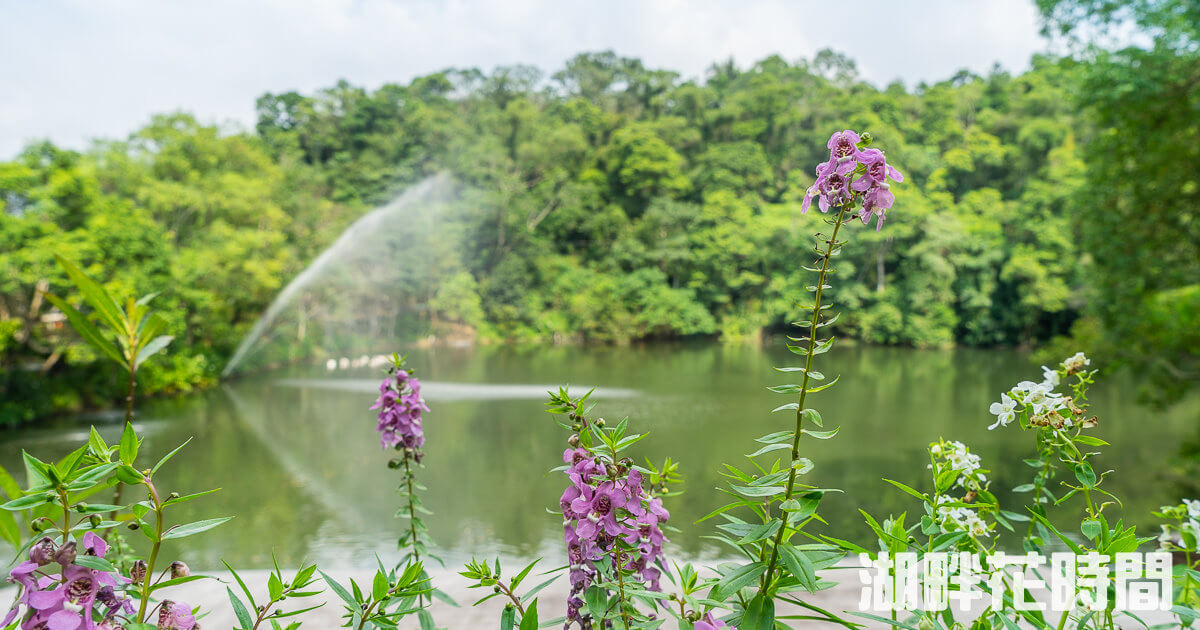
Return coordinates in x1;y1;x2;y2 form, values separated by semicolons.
2;343;1197;570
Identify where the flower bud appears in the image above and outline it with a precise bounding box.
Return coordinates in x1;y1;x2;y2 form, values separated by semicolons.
30;517;53;533
54;541;77;565
128;522;140;530
595;418;605;427
29;537;56;565
567;434;580;447
89;515;103;528
170;561;191;579
493;585;501;593
130;560;148;583
74;503;89;513
169;492;180;500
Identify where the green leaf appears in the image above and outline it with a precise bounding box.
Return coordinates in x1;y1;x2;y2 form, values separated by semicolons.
42;293;125;366
74;555;117;572
270;572;286;601
372;571;389;601
737;520;781;545
119;422;139;466
321;570;358;606
161;516;232;540
418;609;435;630
520;576;558;604
518;599;538;630
510;558;538;591
730;485;784;498
747;443;791;457
711;562;765;601
0;510;20;547
500;605;516;630
801;427;839;440
135;335;173;369
779;544;817;591
882;479;927;502
584;586;607;621
741;592;776;630
55;254;126;334
2;492;51;510
1074;463;1097;488
151;438;193;475
228;588;254;630
1081;519;1102;540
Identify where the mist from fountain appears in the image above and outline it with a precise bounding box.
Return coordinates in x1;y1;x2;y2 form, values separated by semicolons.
221;174;462;377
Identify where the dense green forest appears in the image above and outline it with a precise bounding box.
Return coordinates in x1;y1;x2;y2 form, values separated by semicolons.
1;1;1196;424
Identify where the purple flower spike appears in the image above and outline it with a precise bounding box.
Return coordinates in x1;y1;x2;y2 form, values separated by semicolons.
372;364;429;451
802;130;904;229
559;442;672;627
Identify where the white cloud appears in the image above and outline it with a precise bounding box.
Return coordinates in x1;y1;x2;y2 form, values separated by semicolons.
0;0;1045;158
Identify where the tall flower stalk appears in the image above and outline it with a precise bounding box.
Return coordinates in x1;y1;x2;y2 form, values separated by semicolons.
703;129;903;629
370;354;441;626
547;387;679;629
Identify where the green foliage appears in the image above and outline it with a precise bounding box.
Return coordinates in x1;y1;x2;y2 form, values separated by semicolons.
1037;0;1200;402
4;43;1192;422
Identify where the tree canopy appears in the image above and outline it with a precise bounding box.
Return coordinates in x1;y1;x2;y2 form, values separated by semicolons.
0;31;1193;422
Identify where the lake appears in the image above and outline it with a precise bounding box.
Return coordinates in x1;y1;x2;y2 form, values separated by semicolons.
2;343;1197;571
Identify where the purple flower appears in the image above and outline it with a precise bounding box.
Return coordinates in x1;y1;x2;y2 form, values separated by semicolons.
81;532;107;558
371;366;429;451
5;534;133;630
801;130;904;231
157;600;197;630
559;447;671;628
29;538;56;566
827;129;863;165
697;612;737;630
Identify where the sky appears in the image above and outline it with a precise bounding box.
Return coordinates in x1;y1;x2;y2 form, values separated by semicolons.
0;0;1048;159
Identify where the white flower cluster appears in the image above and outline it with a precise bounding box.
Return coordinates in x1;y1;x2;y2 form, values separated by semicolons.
988;353;1087;430
935;495;990;537
1062;351;1091;374
1159;499;1200;551
929;440;991;537
930;440;985;485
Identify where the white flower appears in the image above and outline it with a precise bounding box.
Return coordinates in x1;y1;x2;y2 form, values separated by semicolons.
1158;525;1175;550
988;393;1017;430
1062;352;1090;373
1041;365;1060;389
1183;498;1200;519
964;512;990;537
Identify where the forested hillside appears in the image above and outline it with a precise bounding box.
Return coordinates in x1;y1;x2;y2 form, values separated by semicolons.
0;40;1192;423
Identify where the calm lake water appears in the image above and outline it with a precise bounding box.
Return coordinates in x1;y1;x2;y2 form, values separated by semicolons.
2;343;1197;570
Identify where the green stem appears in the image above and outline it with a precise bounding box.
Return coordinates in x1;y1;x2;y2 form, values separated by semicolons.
125;366;136;424
401;453;424;604
58;487;71;584
613;547;633;630
495;579;526;617
762;204;849;589
136;481;164;623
